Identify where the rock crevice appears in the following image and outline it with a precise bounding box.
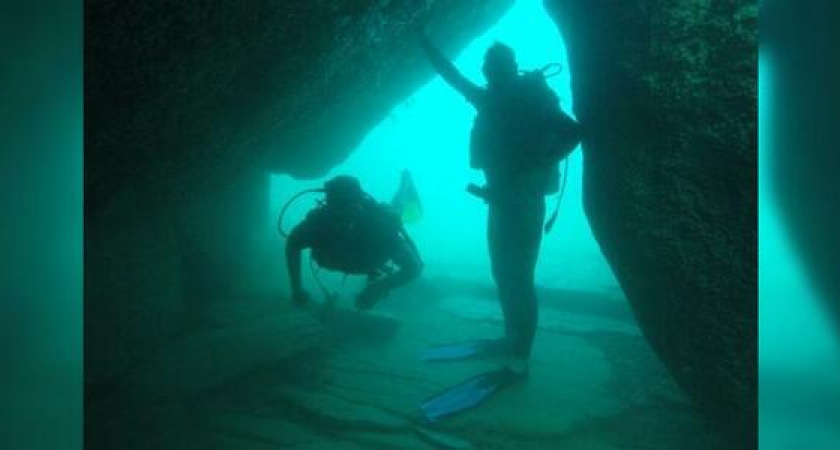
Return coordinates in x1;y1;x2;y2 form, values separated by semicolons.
544;1;757;447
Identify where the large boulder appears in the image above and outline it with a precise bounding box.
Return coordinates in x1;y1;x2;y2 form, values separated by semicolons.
544;1;757;447
85;0;515;202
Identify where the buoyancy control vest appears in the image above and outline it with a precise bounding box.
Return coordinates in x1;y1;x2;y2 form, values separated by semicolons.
469;67;568;195
306;198;403;275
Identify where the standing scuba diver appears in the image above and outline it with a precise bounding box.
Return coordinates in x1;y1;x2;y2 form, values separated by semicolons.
282;176;423;310
417;35;581;422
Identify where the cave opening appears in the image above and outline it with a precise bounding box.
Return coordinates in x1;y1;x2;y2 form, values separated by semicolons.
81;0;762;447
269;0;620;303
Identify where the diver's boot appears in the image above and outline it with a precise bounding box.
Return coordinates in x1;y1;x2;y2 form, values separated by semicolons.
506;357;530;377
500;335;530;376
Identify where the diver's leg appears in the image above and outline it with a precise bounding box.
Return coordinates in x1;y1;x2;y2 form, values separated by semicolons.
513;197;545;358
388;236;424;288
489;199;545;359
488;204;517;344
356;237;423;310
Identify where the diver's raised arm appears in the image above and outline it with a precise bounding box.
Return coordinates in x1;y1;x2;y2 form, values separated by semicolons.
420;35;483;105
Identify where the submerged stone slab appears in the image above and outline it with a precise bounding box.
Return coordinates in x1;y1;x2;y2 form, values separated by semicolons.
338;431;437;450
433;335;619;437
285;442;366;450
207;413;322;448
139;285;720;449
440;295;641;337
270;385;412;431
309;301;623;440
414;427;476;450
128;313;326;395
312;304;403;341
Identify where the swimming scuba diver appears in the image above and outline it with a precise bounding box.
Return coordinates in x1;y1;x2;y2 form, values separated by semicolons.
417;35;582;421
282;176;423;311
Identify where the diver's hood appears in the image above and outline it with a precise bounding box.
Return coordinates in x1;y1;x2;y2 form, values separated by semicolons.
324;176;364;205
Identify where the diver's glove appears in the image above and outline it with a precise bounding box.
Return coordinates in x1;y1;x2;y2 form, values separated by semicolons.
355;283;388;310
466;183;490;203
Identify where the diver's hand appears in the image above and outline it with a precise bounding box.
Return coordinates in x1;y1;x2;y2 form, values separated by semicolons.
355;283;388;311
292;289;310;307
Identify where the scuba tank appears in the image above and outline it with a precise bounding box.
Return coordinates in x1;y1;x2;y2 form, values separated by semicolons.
467;62;572;234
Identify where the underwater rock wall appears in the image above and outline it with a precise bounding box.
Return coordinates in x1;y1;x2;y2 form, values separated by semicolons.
544;0;757;447
85;0;513;387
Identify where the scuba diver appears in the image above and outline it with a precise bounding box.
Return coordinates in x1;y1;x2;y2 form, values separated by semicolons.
417;35;582;421
281;175;423;311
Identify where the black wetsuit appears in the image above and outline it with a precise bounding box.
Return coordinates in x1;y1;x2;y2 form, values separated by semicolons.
286;197;422;309
423;40;580;358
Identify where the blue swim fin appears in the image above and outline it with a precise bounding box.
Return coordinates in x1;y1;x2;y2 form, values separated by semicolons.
422;338;510;363
420;367;524;422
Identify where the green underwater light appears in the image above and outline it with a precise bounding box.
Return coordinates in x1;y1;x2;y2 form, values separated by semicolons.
271;0;618;292
758;47;840;450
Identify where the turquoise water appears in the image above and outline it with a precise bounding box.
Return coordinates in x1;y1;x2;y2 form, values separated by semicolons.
0;3;83;448
270;0;618;297
758;49;840;449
